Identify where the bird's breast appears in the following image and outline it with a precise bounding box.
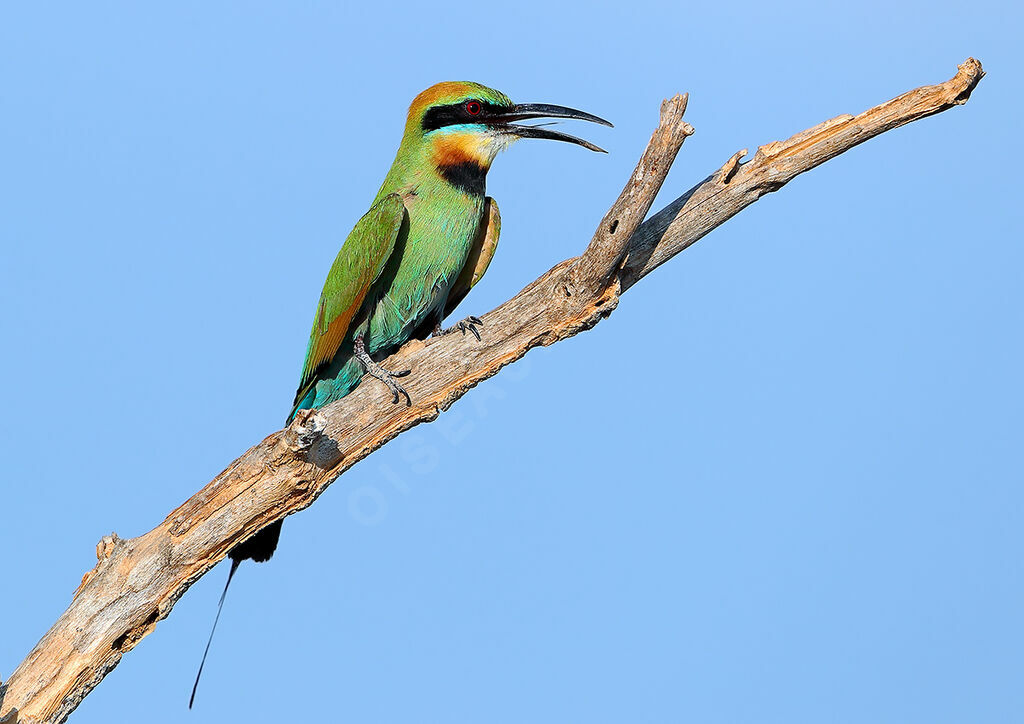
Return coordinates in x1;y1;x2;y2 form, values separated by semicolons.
364;192;485;352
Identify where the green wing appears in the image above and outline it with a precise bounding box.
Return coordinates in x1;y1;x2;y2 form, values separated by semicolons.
293;193;407;406
443;197;501;319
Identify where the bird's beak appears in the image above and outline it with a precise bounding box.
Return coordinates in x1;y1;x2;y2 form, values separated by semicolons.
490;103;613;153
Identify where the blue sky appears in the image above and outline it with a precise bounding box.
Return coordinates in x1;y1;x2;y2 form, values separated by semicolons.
1;2;1020;722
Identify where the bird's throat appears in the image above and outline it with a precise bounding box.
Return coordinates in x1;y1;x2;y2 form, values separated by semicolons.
430;134;496;196
437;161;486;196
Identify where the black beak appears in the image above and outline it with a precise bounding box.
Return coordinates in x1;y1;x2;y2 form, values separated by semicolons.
491;102;613;153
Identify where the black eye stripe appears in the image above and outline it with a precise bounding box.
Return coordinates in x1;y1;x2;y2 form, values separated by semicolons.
421;101;508;132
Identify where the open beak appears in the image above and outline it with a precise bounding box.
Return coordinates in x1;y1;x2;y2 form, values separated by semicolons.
490;102;613;153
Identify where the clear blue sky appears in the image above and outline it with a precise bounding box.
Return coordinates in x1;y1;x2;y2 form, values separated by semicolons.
1;2;1020;722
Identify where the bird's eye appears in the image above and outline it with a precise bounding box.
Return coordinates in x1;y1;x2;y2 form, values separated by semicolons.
465;100;482;116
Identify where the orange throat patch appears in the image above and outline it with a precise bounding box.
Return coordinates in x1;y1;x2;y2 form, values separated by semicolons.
430;132;496;172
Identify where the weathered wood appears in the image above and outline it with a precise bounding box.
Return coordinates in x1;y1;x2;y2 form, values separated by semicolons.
572;92;694;293
0;58;983;724
621;58;984;291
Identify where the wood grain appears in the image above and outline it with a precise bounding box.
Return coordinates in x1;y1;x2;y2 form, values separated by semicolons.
0;58;983;724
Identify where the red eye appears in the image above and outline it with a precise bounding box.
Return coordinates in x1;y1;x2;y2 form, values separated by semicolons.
465;100;482;116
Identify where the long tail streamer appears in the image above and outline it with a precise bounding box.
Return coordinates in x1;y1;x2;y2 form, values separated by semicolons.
189;558;241;708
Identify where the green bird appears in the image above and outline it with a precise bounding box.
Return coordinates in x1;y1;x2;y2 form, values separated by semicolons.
190;81;610;705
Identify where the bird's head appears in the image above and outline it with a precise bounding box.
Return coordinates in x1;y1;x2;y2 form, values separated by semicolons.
404;81;611;179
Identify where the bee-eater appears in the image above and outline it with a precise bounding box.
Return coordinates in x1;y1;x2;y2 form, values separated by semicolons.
190;81;610;705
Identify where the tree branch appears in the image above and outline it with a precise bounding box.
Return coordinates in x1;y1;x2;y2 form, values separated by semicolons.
572;92;694;292
0;58;983;724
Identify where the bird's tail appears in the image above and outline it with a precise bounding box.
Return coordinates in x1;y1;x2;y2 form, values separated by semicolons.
189;520;284;707
228;520;283;564
189;557;241;708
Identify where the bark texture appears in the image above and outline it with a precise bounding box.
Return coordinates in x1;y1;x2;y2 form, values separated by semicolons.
0;58;983;724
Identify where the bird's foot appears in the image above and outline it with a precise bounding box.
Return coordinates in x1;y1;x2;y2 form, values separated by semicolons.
433;315;484;341
354;335;411;406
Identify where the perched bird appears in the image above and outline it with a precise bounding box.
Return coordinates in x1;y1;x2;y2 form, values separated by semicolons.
190;81;610;705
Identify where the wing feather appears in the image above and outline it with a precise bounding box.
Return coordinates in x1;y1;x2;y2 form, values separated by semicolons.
443;197;501;319
294;193;406;404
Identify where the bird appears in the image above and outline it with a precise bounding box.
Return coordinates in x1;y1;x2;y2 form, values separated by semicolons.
189;81;610;706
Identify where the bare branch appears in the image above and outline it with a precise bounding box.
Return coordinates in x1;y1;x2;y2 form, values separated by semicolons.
0;58;984;724
572;92;694;292
621;57;984;291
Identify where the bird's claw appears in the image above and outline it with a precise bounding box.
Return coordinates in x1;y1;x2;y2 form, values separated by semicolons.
368;364;411;406
354;335;412;406
435;315;484;341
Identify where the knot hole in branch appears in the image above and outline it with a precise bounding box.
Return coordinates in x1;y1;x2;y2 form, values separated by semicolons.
111;609;159;652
